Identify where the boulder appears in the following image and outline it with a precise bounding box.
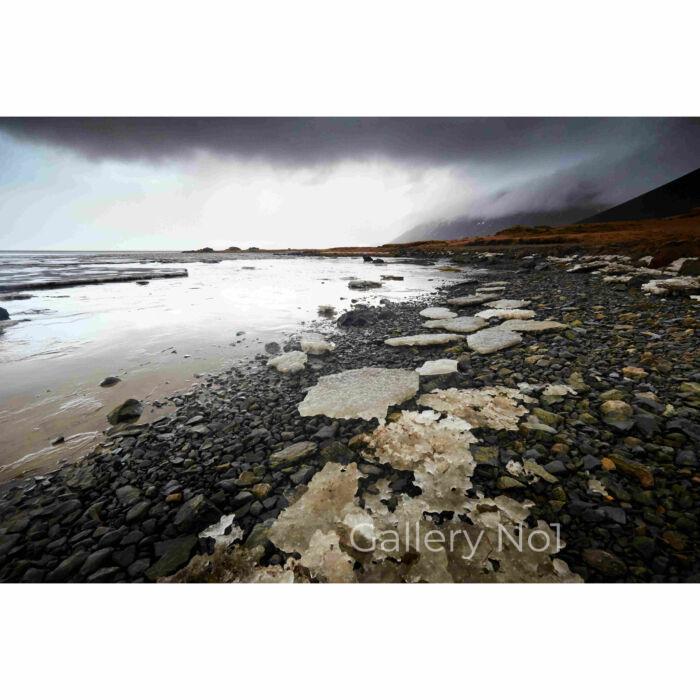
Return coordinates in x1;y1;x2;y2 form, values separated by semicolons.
107;398;143;425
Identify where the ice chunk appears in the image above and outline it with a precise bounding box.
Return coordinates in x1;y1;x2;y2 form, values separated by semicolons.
298;530;357;583
267;350;308;374
416;359;459;376
385;333;462;347
199;514;244;548
300;332;336;355
419;306;457;319
484;299;531;309
268;461;365;558
363;410;479;512
298;367;419;422
506;459;558;484
447;294;500;307
467;327;523;354
421;316;488;333
498;319;566;333
476;286;507;294
475;308;536;320
588;478;610;498
418;386;531;430
542;383;577;398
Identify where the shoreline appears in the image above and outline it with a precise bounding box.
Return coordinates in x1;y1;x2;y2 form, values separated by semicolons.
0;251;698;583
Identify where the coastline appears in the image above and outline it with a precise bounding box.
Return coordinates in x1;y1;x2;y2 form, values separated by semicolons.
0;250;698;583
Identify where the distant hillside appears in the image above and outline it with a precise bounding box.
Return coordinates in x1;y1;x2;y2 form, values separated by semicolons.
579;167;700;224
393;208;598;244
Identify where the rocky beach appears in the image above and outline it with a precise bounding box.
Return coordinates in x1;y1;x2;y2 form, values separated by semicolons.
0;250;698;583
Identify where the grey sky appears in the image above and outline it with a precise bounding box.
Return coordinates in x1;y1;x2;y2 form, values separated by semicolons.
1;118;698;250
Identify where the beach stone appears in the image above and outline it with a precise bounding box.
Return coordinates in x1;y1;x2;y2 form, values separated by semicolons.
290;466;315;485
622;366;648;380
582;549;627;577
62;463;97;491
100;376;121;387
107;398;143;425
115;485;142;506
173;494;221;532
79;548;114;577
610;453;654;488
496;476;525;489
467;328;523;354
269;441;317;467
472;445;499;466
600;400;634;430
348;279;382;290
125;501;151;523
47;551;89;582
145;536;198;580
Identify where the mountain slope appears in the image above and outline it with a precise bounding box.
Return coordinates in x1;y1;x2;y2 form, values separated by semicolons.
393;207;598;244
579;167;700;224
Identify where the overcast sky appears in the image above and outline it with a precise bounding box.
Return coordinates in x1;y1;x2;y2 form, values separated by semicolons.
0;117;698;250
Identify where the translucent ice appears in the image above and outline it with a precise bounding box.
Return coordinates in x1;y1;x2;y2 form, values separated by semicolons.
298;367;419;422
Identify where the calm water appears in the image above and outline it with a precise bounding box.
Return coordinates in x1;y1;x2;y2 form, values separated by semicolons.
0;251;472;479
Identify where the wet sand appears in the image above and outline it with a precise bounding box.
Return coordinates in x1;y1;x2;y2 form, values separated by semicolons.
0;251;463;480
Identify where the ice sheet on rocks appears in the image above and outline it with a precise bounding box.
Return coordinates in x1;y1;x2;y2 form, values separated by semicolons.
419;306;456;319
422;316;487;333
300;332;336;355
362;410;479;513
298;367;419;423
498;319;567;333
467;327;523;354
385;333;462;347
267;350;308;374
447;293;500;307
418;386;532;431
641;276;700;296
170;420;581;583
476;308;536;320
416;359;459;376
164;543;299;583
484;298;531;309
268;461;366;583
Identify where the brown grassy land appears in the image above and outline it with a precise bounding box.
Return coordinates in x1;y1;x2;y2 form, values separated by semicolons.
194;211;700;266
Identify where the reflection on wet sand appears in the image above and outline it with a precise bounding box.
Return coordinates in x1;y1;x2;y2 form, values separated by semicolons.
0;251;465;480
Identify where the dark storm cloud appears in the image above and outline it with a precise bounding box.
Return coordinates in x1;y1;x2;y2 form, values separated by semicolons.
1;117;698;228
2;117;698;169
